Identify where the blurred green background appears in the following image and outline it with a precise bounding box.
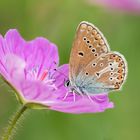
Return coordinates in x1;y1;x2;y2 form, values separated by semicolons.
0;0;140;140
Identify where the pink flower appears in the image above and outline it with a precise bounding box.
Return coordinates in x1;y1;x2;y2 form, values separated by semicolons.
88;0;140;13
0;29;113;114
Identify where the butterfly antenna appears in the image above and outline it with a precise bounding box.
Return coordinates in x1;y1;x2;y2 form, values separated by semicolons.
53;68;68;79
47;61;57;71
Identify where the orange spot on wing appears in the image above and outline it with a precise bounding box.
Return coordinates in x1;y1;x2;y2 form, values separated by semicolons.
118;62;124;67
118;68;123;73
116;57;121;62
115;84;119;89
117;75;123;80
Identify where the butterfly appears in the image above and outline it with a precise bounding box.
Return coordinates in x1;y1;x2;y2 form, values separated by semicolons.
65;21;127;97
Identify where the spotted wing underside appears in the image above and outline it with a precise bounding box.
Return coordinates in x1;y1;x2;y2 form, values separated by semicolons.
69;21;127;94
76;52;127;94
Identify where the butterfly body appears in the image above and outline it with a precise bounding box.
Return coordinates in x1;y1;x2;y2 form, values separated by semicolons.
67;21;127;95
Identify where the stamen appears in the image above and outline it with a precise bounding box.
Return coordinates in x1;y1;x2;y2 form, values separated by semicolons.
40;70;48;81
63;90;76;101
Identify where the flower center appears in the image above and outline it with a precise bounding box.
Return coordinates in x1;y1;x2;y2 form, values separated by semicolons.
27;67;57;90
40;70;48;81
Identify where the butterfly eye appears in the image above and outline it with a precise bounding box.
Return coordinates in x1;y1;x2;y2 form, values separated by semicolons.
64;80;70;87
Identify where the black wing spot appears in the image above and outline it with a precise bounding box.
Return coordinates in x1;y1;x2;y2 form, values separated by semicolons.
91;48;96;53
89;45;92;48
109;77;113;81
100;63;103;67
85;72;89;75
94;53;98;57
110;68;114;71
83;37;87;41
92;63;96;67
110;72;113;75
78;52;84;57
96;72;100;77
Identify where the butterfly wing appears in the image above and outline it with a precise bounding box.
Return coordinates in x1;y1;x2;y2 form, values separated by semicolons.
69;21;127;95
76;52;127;94
69;21;110;85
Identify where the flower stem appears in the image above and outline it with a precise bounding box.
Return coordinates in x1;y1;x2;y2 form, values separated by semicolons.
2;105;27;140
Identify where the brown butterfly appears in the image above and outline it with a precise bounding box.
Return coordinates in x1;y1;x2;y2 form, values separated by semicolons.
65;21;127;97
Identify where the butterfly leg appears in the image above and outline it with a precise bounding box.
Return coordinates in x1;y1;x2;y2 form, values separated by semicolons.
85;92;94;103
72;91;76;102
63;91;70;101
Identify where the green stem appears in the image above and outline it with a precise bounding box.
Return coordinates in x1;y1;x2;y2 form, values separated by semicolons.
2;105;27;140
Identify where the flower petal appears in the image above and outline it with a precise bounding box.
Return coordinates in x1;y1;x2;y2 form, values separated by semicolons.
0;29;59;105
4;29;25;57
0;35;8;77
1;53;59;105
51;95;114;114
25;37;59;73
19;80;58;102
4;29;59;74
